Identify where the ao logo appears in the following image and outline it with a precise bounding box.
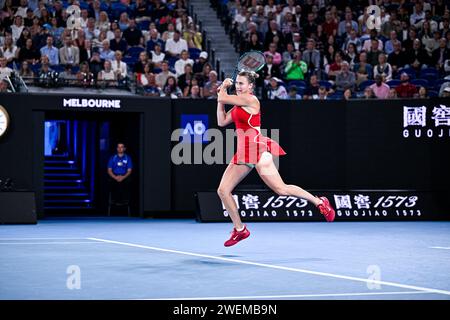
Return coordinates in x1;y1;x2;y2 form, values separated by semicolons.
180;114;209;143
183;121;206;135
366;5;382;31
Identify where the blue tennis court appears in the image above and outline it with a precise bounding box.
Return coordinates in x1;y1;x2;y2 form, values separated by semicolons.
1;218;449;300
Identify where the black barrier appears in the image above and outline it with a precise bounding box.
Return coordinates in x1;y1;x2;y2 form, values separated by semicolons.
196;190;450;222
0;93;449;219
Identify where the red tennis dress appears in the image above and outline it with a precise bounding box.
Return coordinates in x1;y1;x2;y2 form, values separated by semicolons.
230;105;286;165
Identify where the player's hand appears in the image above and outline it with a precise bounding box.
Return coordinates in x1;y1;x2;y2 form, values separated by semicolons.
222;78;233;88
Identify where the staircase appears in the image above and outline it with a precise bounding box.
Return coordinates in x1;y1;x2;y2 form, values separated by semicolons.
44;155;93;210
190;0;238;79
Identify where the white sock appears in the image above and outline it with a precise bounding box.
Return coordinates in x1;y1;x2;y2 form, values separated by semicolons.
236;225;245;232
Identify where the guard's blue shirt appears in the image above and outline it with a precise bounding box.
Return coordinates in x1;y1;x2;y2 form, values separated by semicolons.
108;154;133;176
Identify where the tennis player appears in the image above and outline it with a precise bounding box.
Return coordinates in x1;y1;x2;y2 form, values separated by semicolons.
217;70;335;247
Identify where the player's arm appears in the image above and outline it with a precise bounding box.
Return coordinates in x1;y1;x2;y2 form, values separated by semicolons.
217;79;254;106
217;101;233;127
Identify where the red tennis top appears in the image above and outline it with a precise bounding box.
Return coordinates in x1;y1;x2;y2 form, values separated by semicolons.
230;105;286;165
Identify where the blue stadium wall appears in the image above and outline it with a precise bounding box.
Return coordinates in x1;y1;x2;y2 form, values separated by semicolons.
0;93;449;219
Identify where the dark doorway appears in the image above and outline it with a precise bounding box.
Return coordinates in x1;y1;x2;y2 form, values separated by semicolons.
43;111;142;217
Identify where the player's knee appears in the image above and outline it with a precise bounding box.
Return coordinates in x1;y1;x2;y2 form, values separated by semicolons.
217;186;231;198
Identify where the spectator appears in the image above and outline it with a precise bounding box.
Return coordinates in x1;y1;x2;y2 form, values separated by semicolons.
84;17;100;40
118;12;130;31
0;79;11;92
0;57;13;80
338;12;358;37
77;61;95;86
99;39;115;61
303;74;321;99
343;42;359;68
17;37;40;63
259;53;282;87
264;42;283;66
95;11;110;32
146;28;165;53
177;63;194;96
432;38;450;72
16;28;32;49
11;15;24;43
327;50;344;80
187;84;201;98
282;42;295;65
373;53;393;81
441;86;450;98
165;30;188;58
59;35;80;66
150;43;165;68
405;39;431;71
19;60;35;83
110;28;127;54
143;73;161;97
107;143;133;207
161;76;182;98
97;60;117;86
384;31;399;55
244;32;263;52
286;85;301;100
15;0;29;18
203;70;222;99
40;35;59;65
133;51;150;75
313;86;329;100
88;49;103;79
1;35;18;63
387;87;398;99
363;86;375;99
415;86;429;98
123;18;144;47
111;51;128;81
155;60;176;88
174;50;193;77
264;20;284;50
321;11;338;38
354;51;373;86
183;22;202;50
367;38;383;66
343;88;352;100
58;64;76;82
335;61;356;91
192;51;208;74
395;73;418;98
267;77;287;99
284;50;308;81
303;39;321;76
369;75;390;99
388;40;406;75
291;32;304;52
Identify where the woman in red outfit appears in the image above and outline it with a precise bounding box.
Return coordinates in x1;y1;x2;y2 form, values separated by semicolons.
217;71;335;247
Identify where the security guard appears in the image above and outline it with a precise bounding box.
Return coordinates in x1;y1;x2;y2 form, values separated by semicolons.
107;143;133;206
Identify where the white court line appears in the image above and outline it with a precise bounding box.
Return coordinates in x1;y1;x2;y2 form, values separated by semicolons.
88;237;450;297
0;241;102;245
0;238;89;240
144;291;435;300
430;247;450;250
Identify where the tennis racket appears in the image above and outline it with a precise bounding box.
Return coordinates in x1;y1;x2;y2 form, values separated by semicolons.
228;51;266;90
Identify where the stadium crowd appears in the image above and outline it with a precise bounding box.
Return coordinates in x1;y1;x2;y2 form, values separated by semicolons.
219;0;450;99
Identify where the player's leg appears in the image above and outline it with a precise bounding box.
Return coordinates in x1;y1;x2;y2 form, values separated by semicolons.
255;152;335;221
217;162;253;230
